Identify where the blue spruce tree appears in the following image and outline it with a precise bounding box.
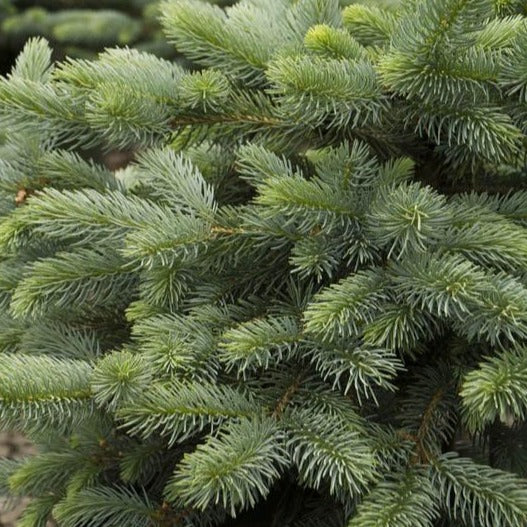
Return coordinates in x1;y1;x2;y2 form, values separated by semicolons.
0;0;527;525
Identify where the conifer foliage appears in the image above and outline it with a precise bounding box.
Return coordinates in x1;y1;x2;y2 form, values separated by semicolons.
1;0;527;525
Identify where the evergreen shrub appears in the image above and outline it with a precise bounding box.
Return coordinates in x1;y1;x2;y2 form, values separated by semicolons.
0;0;527;525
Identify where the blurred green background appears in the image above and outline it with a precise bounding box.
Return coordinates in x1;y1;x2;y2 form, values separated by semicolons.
0;1;176;73
0;0;241;74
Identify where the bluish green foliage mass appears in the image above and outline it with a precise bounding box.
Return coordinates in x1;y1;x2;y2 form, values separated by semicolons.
1;0;527;525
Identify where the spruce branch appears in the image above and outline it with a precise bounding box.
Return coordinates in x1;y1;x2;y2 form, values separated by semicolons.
92;351;153;411
9;450;96;496
308;343;403;403
283;407;376;500
0;354;93;432
10;37;53;83
304;25;367;61
348;467;439;527
303;268;388;341
53;485;156;527
132;312;219;380
342;4;398;48
401;364;459;461
268;55;387;129
161;0;275;86
10;248;135;317
431;453;527;527
118;381;260;445
16;494;59;527
461;347;527;432
219;315;301;375
165;417;288;517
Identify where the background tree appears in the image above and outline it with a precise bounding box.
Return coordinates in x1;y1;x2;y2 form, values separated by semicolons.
0;0;236;74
